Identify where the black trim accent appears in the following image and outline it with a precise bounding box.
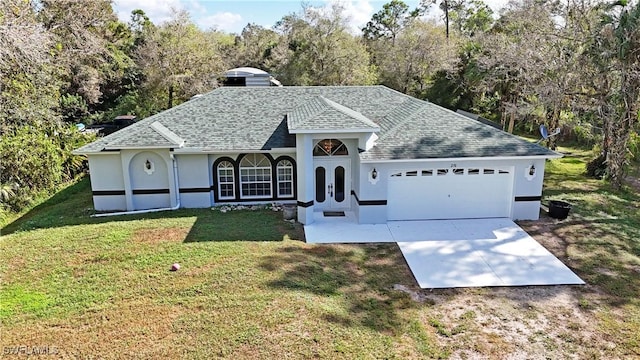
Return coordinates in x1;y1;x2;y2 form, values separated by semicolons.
236;153;276;201
234;153;276;201
297;200;314;208
351;190;387;206
212;156;237;203
132;189;170;195
179;187;211;193
515;195;542;202
93;190;125;196
358;199;388;206
324;211;345;217
211;154;297;203
273;155;298;200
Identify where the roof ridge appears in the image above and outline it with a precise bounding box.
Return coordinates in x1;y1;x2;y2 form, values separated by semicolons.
376;98;430;141
318;96;379;129
150;121;184;147
286;96;327;131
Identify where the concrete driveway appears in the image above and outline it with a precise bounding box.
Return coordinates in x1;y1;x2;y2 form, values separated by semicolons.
304;214;584;288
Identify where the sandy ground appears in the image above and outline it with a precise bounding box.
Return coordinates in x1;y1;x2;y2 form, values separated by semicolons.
392;213;621;359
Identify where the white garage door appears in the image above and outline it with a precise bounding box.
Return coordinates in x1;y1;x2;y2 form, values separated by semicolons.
388;167;513;220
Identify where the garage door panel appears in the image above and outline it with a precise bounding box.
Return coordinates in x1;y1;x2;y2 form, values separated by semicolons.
388;167;512;220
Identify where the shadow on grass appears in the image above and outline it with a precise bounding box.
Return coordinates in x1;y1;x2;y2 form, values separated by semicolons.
520;209;640;308
259;244;419;334
1;177;305;242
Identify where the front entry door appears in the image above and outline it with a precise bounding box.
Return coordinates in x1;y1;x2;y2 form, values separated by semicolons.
314;159;350;211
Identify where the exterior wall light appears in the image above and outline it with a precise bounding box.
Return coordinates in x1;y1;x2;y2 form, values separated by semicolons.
143;159;155;175
525;164;536;181
369;167;379;185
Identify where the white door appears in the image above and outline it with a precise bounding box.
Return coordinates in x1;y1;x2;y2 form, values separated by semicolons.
387;166;513;220
314;159;350;211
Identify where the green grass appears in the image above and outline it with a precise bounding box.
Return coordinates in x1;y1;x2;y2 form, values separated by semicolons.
541;147;640;299
530;146;640;358
0;178;440;358
1;148;639;359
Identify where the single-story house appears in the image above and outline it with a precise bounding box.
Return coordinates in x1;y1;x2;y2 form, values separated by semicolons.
73;85;559;224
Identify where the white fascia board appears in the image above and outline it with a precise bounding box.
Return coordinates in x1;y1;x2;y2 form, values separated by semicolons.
72;150;101;155
177;147;296;154
289;128;380;134
103;145;175;150
82;151;121;155
360;154;563;163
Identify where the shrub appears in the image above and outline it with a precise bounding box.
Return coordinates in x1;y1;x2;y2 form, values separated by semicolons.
0;125;93;212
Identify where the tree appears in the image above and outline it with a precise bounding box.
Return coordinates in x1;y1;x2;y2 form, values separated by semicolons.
231;23;280;71
273;4;377;86
362;0;422;43
376;20;457;96
472;1;559;133
0;0;60;131
39;0;123;107
135;10;227;110
588;0;640;188
447;0;494;37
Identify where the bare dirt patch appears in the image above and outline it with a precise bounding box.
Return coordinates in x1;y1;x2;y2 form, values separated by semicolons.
389;285;611;360
380;213;619;359
132;227;190;244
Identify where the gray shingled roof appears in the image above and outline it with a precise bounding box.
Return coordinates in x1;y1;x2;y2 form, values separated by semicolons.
288;96;379;132
360;104;557;160
74;86;557;160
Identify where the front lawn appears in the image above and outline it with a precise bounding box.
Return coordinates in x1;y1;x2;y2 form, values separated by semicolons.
1;147;639;359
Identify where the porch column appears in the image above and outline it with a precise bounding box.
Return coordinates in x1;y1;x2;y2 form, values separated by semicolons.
296;134;314;224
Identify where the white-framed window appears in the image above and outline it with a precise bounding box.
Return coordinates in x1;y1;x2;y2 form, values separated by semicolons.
240;154;272;199
276;160;294;198
217;161;235;199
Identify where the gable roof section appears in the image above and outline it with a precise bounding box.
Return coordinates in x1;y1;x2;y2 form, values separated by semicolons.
103;121;184;150
74;86;558;160
287;96;380;133
360;102;557;160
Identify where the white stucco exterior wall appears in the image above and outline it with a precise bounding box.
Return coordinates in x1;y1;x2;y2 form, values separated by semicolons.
512;158;547;220
176;154;211;208
85;144;547;223
355;157;548;224
88;154;126;211
121;149;175;211
296;135;315;224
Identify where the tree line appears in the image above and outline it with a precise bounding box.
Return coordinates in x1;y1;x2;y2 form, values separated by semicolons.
1;0;638;217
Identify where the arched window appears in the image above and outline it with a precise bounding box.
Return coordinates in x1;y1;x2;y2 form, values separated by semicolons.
217;161;235;200
276;159;294;198
240;154;272;199
313;139;348;156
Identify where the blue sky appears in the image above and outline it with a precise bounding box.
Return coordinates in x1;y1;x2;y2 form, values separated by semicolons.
113;0;508;34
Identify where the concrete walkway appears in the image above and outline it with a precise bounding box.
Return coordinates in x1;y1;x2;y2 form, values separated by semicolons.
304;213;584;288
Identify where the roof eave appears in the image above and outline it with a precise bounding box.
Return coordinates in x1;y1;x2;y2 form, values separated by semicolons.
174;147;296;154
360;153;563;163
103;145;179;150
289;128;380;134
